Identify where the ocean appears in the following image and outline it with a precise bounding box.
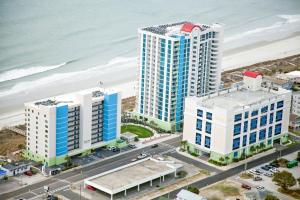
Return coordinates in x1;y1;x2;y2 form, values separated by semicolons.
0;0;300;126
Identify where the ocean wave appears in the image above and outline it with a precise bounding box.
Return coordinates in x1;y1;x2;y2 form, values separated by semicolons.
0;56;137;98
224;14;300;43
0;62;67;83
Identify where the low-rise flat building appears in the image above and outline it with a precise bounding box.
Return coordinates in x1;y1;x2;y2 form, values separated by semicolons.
24;87;121;166
0;161;30;176
176;189;207;200
183;71;291;162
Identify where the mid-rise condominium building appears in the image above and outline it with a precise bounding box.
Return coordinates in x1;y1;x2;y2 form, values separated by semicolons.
135;22;223;131
183;71;291;163
24;88;121;166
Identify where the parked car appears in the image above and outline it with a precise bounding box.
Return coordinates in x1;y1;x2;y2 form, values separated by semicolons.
261;165;271;171
263;172;274;177
137;153;148;159
128;144;136;149
249;169;260;175
86;185;95;191
131;158;138;162
256;186;265;191
24;171;33;176
112;147;120;152
107;146;116;151
241;184;251;190
151;144;159;148
270;168;279;173
269;162;279;168
253;176;262;181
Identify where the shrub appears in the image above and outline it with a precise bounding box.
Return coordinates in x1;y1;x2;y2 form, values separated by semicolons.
187;186;199;194
134;137;139;142
3;175;8;181
176;170;188;178
265;194;279;200
209;159;226;166
277;158;288;167
272;170;296;190
190;152;199;157
297;151;300;162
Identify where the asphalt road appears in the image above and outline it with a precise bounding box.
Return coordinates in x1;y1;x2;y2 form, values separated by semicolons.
155;142;300;199
0;137;181;200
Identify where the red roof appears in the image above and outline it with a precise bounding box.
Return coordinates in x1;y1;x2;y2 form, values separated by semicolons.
243;71;263;78
181;23;201;32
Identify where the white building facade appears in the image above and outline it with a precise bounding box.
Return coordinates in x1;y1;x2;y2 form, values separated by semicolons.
135;22;223;131
291;91;300;116
183;71;291;162
24;88;121;166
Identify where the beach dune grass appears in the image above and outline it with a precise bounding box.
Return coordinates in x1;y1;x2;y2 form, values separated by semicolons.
121;124;153;138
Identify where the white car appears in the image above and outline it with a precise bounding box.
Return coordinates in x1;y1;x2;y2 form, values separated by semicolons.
107;146;116;151
270;168;279;173
256;186;265;191
263;172;274;177
137;153;148;159
249;169;260;175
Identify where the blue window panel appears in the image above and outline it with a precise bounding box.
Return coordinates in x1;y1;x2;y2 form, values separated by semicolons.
233;151;238;158
196;119;202;131
268;139;272;145
243;121;248;133
234;114;242;122
195;133;201;145
243;135;247;146
269;113;274;124
259;129;266;141
275;123;282;135
261;106;268;113
206;112;212;120
233;123;241;136
197;109;203;117
232;137;240;150
249;132;257;144
205;136;211;148
268;126;273;138
205;122;212;134
56;105;68;157
251;110;258;116
250;118;258;130
103;93;118;141
276;110;283;122
271;103;275;110
245;111;249;119
277;101;284;109
260;115;267;127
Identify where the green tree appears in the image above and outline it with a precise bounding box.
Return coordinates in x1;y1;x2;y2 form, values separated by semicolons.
250;146;256;154
64;156;72;167
181;140;187;150
219;157;225;163
187;186;199;194
259;143;266;150
265;194;279;200
272;170;296;190
3;175;8;181
224;156;230;165
18;143;25;150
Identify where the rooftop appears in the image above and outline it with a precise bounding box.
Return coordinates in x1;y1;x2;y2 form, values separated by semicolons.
243;71;262;78
176;189;207;200
1;160;30;171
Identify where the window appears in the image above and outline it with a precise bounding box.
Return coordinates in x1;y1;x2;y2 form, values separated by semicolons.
250;118;258;130
195;133;201;145
270;103;275;111
268;127;272;138
196;119;202;131
269;113;274;124
261;106;268;113
268;139;272;145
233;151;238;158
249;132;257;144
259;129;266;141
243;121;248;133
205;136;211;148
245;111;249;119
197;109;203;117
205;122;212;134
243;135;247;146
251;110;258;117
232;137;240;150
276;110;283;122
233;123;241;136
275;123;282;135
277;101;284;109
260;115;267;127
234;114;242;122
206;112;212;120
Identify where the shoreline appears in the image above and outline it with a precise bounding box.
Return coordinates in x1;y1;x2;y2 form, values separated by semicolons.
1;34;300;128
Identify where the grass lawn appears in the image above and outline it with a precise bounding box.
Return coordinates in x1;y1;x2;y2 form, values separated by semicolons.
278;188;300;199
121;124;153;138
211;182;240;196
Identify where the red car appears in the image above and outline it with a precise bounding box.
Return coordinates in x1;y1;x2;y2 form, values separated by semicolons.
86;185;95;191
241;183;251;190
24;171;33;176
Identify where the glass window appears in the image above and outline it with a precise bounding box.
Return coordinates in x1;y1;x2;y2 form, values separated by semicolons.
260;115;267;127
275;123;282;135
205;136;211;148
196;119;202;131
249;132;257;144
268;139;272;145
206;112;212;120
243;135;247;147
268;126;272;138
234;114;242;122
233;123;241;136
259;129;266;141
233;151;238;158
269;113;274;124
276;110;283;122
243;121;248;133
245;111;249;119
270;103;275;111
251;110;258;117
195;133;201;145
205;122;212;134
250;118;258;130
232;137;240;150
197;109;203;117
261;106;268;113
277;101;284;109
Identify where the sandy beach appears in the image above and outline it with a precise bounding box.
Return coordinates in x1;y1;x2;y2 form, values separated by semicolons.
1;34;300;128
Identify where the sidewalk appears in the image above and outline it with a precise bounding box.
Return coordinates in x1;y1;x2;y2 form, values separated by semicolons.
176;147;276;171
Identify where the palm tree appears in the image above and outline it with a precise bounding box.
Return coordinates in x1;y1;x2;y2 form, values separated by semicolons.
225;156;230;165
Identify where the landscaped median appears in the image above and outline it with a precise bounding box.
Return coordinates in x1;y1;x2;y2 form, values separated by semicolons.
121;124;154;138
